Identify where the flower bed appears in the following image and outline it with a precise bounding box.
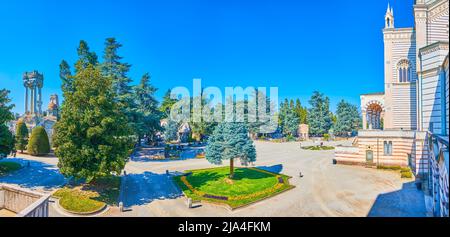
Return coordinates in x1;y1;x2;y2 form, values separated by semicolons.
174;167;294;209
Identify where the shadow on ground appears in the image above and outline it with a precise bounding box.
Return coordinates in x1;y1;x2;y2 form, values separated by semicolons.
122;172;183;207
130;147;205;163
367;181;427;217
256;164;283;174
0;158;67;190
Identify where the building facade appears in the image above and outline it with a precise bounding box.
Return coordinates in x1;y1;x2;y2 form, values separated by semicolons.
335;0;449;217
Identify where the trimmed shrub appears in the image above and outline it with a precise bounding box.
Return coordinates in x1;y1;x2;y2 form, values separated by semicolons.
15;120;29;153
27;126;50;156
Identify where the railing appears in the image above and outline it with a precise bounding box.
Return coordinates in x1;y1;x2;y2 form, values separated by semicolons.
0;184;50;217
426;133;449;217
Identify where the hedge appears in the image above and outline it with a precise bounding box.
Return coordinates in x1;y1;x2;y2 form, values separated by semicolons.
27;126;50;156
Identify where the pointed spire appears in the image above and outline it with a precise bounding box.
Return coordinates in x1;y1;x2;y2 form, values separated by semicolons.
391;7;394;16
387;3;391;14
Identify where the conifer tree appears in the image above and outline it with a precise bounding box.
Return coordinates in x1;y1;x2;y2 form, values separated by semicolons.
0;89;14;156
15;120;28;153
205;122;256;179
53;64;133;182
307;91;333;136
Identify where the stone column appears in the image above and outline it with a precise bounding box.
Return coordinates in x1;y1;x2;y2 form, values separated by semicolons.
30;88;34;114
33;86;37;114
24;87;29;114
38;87;42;115
362;111;367;130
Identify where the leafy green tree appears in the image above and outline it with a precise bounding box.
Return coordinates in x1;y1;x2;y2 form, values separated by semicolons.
334;100;361;136
0;124;14;156
307;91;333;136
205;122;256;179
27;126;50;156
0;89;14;124
0;90;14;156
163;119;179;142
133;73;162;144
53;64;133;182
160;90;178;118
15;121;29;153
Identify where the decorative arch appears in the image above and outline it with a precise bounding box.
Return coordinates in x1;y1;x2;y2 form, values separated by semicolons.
396;59;412;83
363;100;385;130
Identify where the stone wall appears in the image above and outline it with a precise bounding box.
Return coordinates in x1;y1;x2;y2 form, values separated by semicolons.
0;184;50;217
334;130;429;173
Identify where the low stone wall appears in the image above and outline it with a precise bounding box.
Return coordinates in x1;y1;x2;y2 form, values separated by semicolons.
0;184;50;217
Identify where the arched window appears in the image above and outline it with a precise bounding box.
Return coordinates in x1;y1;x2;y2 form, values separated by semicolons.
397;59;412;83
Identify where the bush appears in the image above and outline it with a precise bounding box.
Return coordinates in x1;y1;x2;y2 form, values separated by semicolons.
285;134;296;142
401;167;413;179
27;126;50;156
323;134;330;141
15;120;29;153
0;124;14;156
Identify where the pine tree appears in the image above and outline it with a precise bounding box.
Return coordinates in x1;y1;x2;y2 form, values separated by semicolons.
164;119;179;142
101;38;138;142
283;111;300;136
134;73;162;144
294;99;308;124
160;90;179;118
205;122;256;179
15;120;28;153
75;40;98;72
307;91;333;136
0;89;14;156
53;64;133;182
59;60;73;96
334;100;361;136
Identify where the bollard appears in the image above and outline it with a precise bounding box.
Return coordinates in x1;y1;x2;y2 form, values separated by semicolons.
187;198;193;209
119;202;124;212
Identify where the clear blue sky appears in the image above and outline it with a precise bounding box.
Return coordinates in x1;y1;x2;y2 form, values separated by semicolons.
0;0;414;114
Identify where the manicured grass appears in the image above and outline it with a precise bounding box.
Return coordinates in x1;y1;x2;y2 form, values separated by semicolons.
174;167;294;209
302;145;335;151
53;176;121;214
0;162;22;176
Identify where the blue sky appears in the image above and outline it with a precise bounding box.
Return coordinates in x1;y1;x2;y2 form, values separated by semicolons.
0;0;414;114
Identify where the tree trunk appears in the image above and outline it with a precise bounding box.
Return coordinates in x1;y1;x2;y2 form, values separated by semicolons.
229;158;234;179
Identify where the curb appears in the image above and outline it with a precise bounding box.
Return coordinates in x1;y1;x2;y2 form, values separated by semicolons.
51;197;110;217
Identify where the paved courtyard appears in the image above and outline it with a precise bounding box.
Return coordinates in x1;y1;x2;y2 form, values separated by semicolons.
0;141;428;217
114;140;428;217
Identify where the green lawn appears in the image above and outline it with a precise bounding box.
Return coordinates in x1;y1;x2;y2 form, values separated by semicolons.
174;167;294;209
53;176;121;214
0;162;22;176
